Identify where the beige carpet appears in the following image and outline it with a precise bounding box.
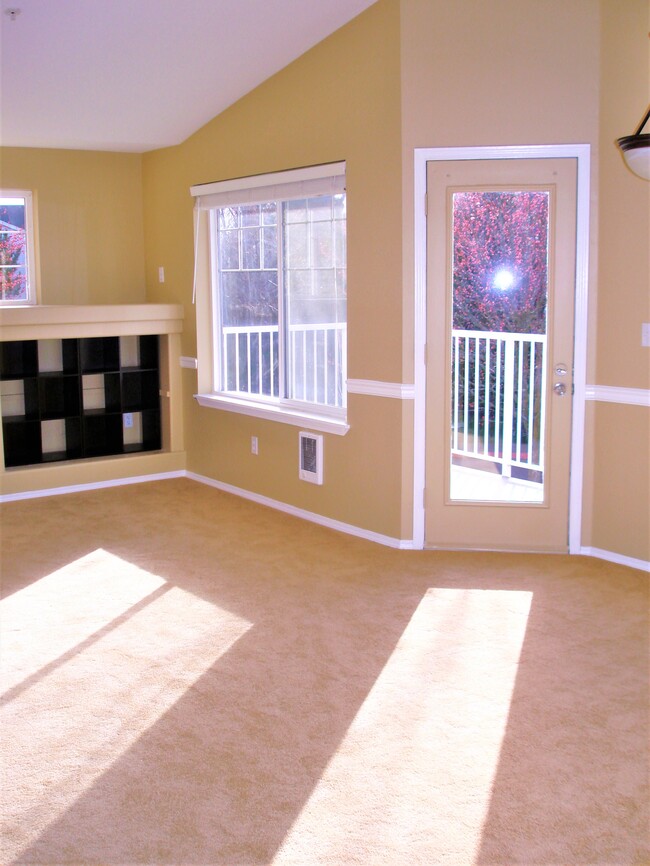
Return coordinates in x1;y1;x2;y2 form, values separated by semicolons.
1;478;648;865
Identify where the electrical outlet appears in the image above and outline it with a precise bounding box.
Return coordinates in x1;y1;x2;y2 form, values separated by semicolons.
251;436;258;455
124;413;133;429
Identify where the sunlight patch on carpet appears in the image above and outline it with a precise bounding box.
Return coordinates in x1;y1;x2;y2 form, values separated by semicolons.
1;549;252;863
2;549;167;694
273;587;532;866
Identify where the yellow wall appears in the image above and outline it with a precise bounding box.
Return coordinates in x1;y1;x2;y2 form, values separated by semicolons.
597;0;650;392
591;403;649;561
400;0;600;150
0;148;146;304
142;0;404;538
588;0;650;562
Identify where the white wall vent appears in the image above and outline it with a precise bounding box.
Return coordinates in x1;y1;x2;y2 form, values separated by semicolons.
299;432;323;485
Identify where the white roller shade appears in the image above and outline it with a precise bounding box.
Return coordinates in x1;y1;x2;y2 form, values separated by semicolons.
190;161;345;210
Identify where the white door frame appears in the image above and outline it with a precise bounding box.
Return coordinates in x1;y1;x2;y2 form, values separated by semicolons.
412;144;591;552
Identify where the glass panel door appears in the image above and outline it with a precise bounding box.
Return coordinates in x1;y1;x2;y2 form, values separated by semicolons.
449;190;550;503
425;158;577;553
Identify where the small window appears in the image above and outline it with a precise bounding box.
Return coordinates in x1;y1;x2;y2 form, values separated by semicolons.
192;164;348;434
0;190;38;305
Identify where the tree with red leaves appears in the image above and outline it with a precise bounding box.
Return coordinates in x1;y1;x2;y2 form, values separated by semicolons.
0;203;27;301
451;192;550;458
452;191;549;335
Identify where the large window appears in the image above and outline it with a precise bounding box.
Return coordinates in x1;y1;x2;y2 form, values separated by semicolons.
192;163;348;433
0;190;38;305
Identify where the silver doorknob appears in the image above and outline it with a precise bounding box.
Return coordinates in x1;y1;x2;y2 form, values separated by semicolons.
553;382;567;396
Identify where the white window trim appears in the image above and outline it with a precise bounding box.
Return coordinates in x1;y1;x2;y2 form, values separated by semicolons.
190;162;345;207
191;162;348;433
0;188;39;306
195;392;349;435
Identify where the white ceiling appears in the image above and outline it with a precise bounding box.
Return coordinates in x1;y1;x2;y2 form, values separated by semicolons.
0;0;376;153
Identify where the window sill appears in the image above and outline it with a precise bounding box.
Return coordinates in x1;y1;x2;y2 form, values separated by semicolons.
194;393;350;435
0;301;38;308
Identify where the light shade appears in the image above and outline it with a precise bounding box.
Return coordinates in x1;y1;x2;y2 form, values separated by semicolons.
616;107;650;180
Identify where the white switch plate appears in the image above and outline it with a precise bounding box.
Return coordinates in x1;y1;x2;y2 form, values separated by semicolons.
251;436;258;455
158;266;165;283
642;323;650;348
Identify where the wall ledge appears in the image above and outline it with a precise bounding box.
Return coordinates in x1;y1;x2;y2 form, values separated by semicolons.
0;303;184;341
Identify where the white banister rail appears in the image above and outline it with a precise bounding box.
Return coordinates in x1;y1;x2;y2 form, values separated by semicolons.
451;329;547;480
222;322;347;409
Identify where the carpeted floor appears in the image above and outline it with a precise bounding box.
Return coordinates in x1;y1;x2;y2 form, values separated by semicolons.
1;478;648;865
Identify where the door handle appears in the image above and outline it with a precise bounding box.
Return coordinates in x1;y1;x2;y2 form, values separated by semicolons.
553;382;567;396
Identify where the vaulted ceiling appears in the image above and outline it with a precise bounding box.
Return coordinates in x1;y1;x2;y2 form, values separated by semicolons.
0;0;377;153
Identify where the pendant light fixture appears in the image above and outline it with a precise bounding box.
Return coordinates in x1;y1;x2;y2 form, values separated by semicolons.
616;106;650;180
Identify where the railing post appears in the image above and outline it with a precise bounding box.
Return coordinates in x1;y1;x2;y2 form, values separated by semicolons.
501;337;515;478
483;338;491;458
340;325;347;408
538;338;547;472
473;335;480;453
453;333;459;453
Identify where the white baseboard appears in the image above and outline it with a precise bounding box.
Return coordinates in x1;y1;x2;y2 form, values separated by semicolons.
580;546;650;573
3;469;647;571
186;471;415;550
0;470;186;503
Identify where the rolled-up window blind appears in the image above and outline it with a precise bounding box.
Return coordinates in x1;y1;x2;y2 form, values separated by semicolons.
190;161;345;210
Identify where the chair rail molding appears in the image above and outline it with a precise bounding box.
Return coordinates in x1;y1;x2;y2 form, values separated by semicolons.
346;379;415;399
585;385;650;407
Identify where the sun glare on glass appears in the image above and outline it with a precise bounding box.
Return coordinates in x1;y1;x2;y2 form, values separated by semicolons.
493;268;514;291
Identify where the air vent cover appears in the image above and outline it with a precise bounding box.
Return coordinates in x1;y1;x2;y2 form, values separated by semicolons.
299;431;323;485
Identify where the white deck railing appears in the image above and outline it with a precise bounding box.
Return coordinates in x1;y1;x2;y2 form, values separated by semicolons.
451;329;547;479
222;324;543;479
222;322;347;409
